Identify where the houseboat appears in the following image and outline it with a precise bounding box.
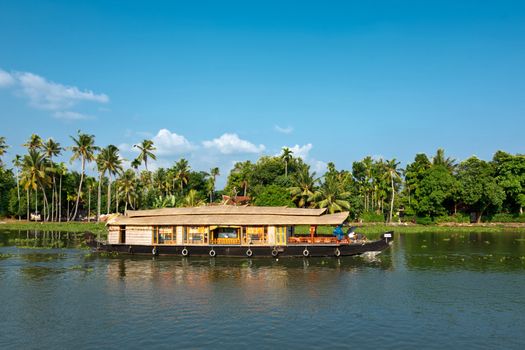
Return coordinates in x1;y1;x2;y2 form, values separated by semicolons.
90;206;394;258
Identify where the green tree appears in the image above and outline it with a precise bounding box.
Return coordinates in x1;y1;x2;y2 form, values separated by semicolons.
183;189;205;207
383;159;402;222
70;131;98;221
311;173;351;214
20;150;50;220
0;136;8;165
97;145;123;217
457;157;505;223
492;151;525;215
23;134;43;151
253;184;295;207
280;147;293;177
134;139;156;171
432;148;456;172
42;138;62;221
415;165;457;218
174;158;190;195
12;154;22;220
289;165;318;208
118;170;138;212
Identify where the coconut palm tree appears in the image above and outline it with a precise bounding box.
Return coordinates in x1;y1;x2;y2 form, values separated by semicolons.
183;189;205;207
55;162;67;222
174;158;190;195
134;139;156;171
208;167;220;202
280;147;293;177
118;170;137;212
42;138;62;221
20;150;51;220
96;145;123;217
289;165;319;208
0;136;7;165
310;177;351;214
432;148;456;172
70;131;98;221
23;134;43;151
12;155;22;220
131;158;141;174
383;159;402;223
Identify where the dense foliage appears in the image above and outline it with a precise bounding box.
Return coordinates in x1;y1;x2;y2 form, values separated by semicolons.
0;134;524;223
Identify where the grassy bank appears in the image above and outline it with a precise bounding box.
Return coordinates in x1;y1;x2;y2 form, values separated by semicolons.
0;221;107;236
297;224;525;237
2;221;524;240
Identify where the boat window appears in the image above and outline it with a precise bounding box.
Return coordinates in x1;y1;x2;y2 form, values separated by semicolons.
245;226;267;244
185;226;208;244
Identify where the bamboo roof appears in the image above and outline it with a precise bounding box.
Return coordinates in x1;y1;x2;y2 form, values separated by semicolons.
111;206;348;226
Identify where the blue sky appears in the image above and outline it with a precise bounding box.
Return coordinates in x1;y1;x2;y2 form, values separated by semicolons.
1;0;524;186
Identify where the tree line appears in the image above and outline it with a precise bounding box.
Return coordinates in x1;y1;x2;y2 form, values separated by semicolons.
0;133;523;223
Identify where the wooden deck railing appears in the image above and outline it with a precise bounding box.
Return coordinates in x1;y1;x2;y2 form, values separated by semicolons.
288;237;350;244
212;238;241;245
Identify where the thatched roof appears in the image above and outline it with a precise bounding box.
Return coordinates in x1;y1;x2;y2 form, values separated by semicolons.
126;206;328;218
111;206;348;226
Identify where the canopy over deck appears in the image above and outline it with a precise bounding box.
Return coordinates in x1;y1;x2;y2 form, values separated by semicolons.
110;206;349;226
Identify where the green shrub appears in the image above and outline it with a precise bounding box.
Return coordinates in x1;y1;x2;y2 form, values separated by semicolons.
416;216;433;225
360;212;385;223
489;213;525;223
434;214;470;224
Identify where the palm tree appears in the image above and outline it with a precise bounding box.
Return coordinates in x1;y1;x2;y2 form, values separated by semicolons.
280;147;293;177
12;155;22;220
23;134;43;151
131;158;141;174
70;131;98;221
55;162;67;222
432;148;456;171
97;145;123;218
310;177;351;214
0;136;7;165
118;170;137;212
42;138;62;221
174;158;190;195
289;165;319;208
20;150;50;220
134;139;156;171
383;159;401;223
183;189;205;207
208;167;220;202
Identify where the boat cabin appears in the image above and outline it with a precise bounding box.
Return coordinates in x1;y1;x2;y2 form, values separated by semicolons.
107;206;349;247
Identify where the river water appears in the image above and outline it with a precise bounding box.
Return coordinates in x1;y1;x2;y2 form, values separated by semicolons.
1;230;524;349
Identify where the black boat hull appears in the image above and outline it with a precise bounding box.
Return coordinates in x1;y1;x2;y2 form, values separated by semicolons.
88;232;394;258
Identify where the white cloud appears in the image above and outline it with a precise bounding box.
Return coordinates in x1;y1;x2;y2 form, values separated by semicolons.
0;69;15;87
15;72;108;110
153;128;195;155
53;111;93;120
275;125;293;134
203;133;265;154
0;67;108;120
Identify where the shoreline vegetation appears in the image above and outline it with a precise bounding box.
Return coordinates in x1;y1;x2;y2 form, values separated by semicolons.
1;220;525;238
0;133;524;231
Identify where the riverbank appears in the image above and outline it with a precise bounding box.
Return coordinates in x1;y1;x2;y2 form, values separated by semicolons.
2;220;525;238
0;220;107;236
297;223;525;237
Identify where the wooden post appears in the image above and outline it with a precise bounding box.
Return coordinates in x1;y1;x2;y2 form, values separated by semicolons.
309;225;316;243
